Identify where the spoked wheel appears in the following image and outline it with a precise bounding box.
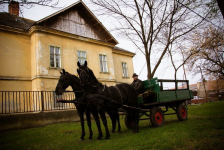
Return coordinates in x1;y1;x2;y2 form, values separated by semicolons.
150;107;165;127
177;103;188;121
124;114;135;129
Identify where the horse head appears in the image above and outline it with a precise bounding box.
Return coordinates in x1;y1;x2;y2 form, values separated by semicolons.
77;61;90;85
55;69;82;96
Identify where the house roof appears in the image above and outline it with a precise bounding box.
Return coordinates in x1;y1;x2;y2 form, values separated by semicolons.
0;1;118;44
36;0;118;44
113;46;135;55
0;12;35;30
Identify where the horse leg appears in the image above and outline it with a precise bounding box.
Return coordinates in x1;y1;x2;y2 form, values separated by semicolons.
99;110;110;139
133;110;139;133
77;110;85;140
115;112;121;132
91;110;103;140
86;109;93;140
107;111;116;133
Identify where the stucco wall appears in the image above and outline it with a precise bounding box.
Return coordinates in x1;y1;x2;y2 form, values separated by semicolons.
30;31;117;91
112;53;134;84
0;29;134;91
0;30;31;91
0;80;31;91
0;31;31;78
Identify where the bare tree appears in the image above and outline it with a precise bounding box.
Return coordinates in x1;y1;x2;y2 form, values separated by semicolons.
216;0;224;19
187;26;224;79
167;42;195;80
88;0;212;79
0;0;59;9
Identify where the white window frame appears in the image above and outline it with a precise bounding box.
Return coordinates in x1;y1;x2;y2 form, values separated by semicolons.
122;62;128;77
99;54;108;72
50;46;61;68
77;50;87;65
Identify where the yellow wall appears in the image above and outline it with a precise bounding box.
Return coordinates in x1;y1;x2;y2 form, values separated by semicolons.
0;31;31;78
0;80;31;91
112;53;134;84
0;30;31;91
0;27;134;91
30;30;117;90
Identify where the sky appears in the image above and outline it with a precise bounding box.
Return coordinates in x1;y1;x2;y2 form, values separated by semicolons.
0;0;203;86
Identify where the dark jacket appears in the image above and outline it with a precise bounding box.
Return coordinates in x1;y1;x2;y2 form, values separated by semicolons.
131;79;143;93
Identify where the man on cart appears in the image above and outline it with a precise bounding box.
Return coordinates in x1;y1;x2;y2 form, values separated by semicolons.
131;73;143;95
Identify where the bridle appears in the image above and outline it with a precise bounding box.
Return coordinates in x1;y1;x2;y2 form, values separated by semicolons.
58;73;84;93
78;67;100;88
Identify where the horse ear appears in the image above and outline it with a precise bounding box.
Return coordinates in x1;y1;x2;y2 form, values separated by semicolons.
62;69;65;74
84;61;87;66
77;61;80;67
60;71;63;74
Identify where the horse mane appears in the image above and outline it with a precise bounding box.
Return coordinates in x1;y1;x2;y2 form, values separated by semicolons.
89;68;103;86
67;72;81;85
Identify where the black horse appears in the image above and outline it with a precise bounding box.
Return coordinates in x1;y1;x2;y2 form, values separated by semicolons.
77;61;139;134
55;69;92;140
55;69;120;140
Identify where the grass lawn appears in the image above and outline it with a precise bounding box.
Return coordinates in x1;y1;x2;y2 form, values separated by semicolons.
1;101;224;150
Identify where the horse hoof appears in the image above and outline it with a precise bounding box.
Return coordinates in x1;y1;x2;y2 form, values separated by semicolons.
112;130;115;133
118;130;121;133
97;138;101;140
105;137;110;140
88;137;92;140
79;138;84;141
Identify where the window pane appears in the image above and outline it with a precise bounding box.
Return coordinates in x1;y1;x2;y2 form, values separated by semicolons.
104;62;108;72
100;61;103;72
83;59;86;63
82;52;86;58
50;46;54;54
50;46;61;68
50;54;54;67
99;55;102;61
103;55;106;61
56;55;60;67
78;51;81;57
78;58;82;64
55;47;60;54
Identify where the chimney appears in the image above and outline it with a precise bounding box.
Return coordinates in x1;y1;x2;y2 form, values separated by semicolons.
8;1;19;16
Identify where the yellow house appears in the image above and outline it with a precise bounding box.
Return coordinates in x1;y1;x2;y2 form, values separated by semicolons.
0;1;135;92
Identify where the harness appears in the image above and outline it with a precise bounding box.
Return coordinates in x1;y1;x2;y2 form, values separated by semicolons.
58;74;84;93
78;67;123;106
78;67;99;88
114;85;123;105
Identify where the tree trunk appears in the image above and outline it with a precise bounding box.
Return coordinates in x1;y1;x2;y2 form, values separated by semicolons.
217;0;224;19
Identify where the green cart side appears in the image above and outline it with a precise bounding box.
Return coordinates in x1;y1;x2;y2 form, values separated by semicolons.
125;78;193;129
138;77;193;104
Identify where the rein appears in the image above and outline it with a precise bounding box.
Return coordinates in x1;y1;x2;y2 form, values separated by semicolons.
114;86;123;105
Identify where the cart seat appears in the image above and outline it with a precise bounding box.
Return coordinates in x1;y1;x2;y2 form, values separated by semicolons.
138;77;160;103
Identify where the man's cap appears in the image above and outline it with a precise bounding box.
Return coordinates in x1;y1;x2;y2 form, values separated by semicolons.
132;73;138;77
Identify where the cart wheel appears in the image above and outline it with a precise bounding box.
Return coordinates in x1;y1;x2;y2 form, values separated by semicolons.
150;107;165;127
124;114;134;129
177;103;188;121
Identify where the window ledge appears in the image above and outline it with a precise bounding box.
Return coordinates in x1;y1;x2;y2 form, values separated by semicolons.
49;67;62;70
100;72;110;74
122;77;130;79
